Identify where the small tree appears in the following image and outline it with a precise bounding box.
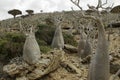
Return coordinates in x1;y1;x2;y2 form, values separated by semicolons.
8;9;22;19
26;10;34;16
23;26;41;64
70;0;113;80
51;14;64;50
40;10;43;13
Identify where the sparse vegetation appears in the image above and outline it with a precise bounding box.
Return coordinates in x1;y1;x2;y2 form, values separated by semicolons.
35;24;55;45
0;32;25;62
0;1;120;80
63;33;77;47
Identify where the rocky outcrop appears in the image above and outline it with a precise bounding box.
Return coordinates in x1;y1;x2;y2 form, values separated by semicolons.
3;50;63;80
64;44;77;53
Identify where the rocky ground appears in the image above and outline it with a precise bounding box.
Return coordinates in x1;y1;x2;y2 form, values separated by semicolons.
0;28;120;80
40;28;120;80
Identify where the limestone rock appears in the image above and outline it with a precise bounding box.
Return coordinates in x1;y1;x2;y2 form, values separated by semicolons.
110;74;120;80
3;50;63;80
64;44;77;53
16;76;28;80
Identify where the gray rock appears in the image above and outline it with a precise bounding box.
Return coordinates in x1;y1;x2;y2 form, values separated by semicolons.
64;44;77;53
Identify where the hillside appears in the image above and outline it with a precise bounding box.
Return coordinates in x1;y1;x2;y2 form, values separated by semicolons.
0;10;120;80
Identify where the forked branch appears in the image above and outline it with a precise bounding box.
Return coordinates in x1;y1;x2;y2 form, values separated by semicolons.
70;0;98;22
102;0;108;6
70;0;83;10
96;0;108;9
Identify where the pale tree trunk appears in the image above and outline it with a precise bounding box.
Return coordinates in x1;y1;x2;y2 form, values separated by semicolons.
88;19;109;80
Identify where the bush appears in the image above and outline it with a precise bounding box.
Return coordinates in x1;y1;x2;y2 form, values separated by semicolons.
40;46;52;53
0;31;53;63
37;39;47;46
5;32;26;42
63;33;77;47
35;24;55;45
0;32;25;62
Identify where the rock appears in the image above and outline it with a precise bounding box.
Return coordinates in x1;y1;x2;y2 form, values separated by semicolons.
64;44;77;53
16;76;28;80
62;25;71;30
3;50;63;80
110;52;120;75
110;74;120;80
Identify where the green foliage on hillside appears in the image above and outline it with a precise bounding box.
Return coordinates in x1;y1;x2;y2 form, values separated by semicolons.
0;32;25;62
35;24;55;45
0;23;78;63
63;33;77;47
0;31;52;62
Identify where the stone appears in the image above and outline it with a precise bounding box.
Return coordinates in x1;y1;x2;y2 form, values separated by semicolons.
3;50;63;80
64;44;77;53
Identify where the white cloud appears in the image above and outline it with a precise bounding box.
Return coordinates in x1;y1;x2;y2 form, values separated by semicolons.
0;0;120;20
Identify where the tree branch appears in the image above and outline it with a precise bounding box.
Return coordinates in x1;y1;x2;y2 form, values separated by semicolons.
70;0;83;10
102;0;108;6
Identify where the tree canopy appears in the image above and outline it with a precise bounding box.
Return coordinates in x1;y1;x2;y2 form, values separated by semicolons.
8;9;22;19
26;10;34;15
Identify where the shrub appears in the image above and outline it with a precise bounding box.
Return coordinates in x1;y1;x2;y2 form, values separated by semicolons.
40;46;52;53
5;32;26;42
35;24;55;45
0;32;25;62
63;33;77;47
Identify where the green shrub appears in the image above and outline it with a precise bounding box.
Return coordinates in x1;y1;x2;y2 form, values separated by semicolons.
5;32;26;42
0;32;25;62
37;39;47;46
40;46;52;53
35;24;55;45
45;17;54;26
63;33;77;47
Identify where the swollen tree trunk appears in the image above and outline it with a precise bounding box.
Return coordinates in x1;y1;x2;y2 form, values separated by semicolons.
13;15;16;19
78;28;87;58
88;19;110;80
51;25;64;50
82;36;92;59
23;31;41;65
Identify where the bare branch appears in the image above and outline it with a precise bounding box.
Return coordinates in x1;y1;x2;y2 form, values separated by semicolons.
70;0;83;10
96;0;102;9
70;0;100;25
71;7;80;19
102;0;108;6
96;0;108;9
111;3;114;8
71;4;97;23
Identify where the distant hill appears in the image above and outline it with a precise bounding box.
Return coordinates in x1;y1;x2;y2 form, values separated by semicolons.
0;10;119;30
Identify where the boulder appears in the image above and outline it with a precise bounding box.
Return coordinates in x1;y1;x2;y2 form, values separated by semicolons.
64;44;77;53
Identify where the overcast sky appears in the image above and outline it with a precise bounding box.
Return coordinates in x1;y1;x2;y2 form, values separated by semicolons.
0;0;120;20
